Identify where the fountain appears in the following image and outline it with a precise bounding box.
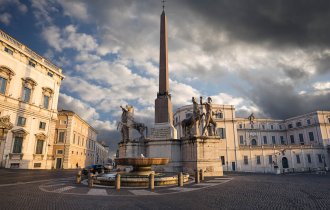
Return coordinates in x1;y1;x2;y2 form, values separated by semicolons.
115;157;169;175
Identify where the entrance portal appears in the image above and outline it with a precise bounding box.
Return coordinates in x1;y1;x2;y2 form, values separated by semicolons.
282;157;289;168
56;158;62;169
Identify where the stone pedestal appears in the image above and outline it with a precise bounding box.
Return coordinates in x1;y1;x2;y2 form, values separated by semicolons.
149;122;177;140
181;136;223;177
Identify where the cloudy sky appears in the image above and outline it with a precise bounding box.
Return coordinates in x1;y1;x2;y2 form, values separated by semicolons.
1;0;330;151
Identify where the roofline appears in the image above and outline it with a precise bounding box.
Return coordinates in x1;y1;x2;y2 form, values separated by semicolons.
58;110;98;133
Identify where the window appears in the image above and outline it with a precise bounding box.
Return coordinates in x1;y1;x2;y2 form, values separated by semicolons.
185;113;192;119
290;135;295;144
279;125;282;130
78;136;80;145
272;136;276;144
244;156;248;165
296;155;301;164
17;116;26;126
262;125;265;129
308;132;314;141
307;119;311;125
263;136;267;144
318;154;323;163
215;112;223;119
251;139;257;146
60;120;67;125
43;95;49;109
57;150;63;154
256;156;261;164
39;122;46;130
28;60;36;68
251;124;254;129
58;131;65;143
34;163;41;168
35;140;44;154
296;122;302;127
73;134;76;144
270;125;274;130
0;77;7;94
220;156;225;165
307;154;311;163
288;124;293;129
4;47;13;55
47;72;53;77
299;133;304;144
13;136;23;153
218;128;226;139
239;124;243;129
22;87;31;103
268;155;273;164
280;136;285;144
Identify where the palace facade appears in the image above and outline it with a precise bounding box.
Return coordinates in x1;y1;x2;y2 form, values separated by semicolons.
174;105;330;173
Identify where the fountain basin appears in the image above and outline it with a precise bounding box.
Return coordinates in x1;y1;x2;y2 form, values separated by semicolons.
115;157;169;175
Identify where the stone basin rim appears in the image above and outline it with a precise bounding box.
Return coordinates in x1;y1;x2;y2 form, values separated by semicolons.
115;157;169;166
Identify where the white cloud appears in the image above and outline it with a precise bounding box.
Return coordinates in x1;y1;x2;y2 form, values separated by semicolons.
57;0;89;21
0;13;11;25
313;81;330;90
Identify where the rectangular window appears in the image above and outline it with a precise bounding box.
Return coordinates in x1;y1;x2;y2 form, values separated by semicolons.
73;134;76;144
272;136;276;144
279;125;282;130
262;125;265;129
307;119;311;125
216;112;223;119
22;87;31;103
4;47;13;55
58;131;65;143
39;122;46;130
256;156;261;164
296;155;301;164
270;125;274;130
13;137;23;153
288;124;293;129
78;136;80;145
35;140;44;154
56;150;63;154
218;128;226;139
239;124;243;129
280;136;285;144
34;163;41;168
308;132;314;141
268;155;273;164
17;116;26;126
318;154;323;163
47;72;53;77
290;135;295;144
220;156;225;165
307;154;311;163
296;122;302;127
28;60;36;67
243;156;248;165
0;77;7;94
43;95;49;109
239;135;244;145
299;133;304;144
263;136;267;144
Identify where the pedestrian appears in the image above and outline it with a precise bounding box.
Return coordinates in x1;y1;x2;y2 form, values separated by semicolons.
76;162;78;169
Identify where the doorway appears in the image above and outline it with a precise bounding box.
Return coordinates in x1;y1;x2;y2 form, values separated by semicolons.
282;157;289;168
56;158;62;169
232;162;236;171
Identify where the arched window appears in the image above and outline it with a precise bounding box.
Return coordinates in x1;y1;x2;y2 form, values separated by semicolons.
251;139;257;146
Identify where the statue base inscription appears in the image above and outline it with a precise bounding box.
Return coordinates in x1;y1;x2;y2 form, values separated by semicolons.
150;122;177;140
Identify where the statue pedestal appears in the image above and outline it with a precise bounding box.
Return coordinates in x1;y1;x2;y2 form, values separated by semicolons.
149;122;177;140
181;136;223;176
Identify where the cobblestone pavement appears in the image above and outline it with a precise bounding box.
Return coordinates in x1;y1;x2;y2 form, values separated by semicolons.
0;169;329;210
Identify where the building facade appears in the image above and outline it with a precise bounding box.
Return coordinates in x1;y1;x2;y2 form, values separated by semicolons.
174;105;330;173
0;30;64;169
95;141;110;165
53;110;98;169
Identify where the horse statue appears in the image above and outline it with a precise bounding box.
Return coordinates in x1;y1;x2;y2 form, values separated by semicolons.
181;97;204;136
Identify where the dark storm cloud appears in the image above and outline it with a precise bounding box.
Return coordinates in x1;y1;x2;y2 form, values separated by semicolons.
244;77;330;119
181;0;330;48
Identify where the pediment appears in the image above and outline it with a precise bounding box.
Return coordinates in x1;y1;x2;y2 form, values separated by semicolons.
35;132;47;140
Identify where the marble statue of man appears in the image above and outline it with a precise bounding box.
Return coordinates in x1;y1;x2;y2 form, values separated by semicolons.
200;96;217;136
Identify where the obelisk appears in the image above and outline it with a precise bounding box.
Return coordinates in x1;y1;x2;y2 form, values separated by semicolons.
155;9;173;124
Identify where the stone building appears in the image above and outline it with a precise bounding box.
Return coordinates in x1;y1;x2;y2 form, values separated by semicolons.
53;110;98;169
0;29;64;169
95;141;110;165
174;106;330;173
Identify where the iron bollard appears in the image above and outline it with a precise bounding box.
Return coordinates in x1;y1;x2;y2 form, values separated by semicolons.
115;174;121;191
195;170;200;184
149;173;155;191
199;169;204;181
88;172;93;187
76;170;82;184
178;172;183;187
